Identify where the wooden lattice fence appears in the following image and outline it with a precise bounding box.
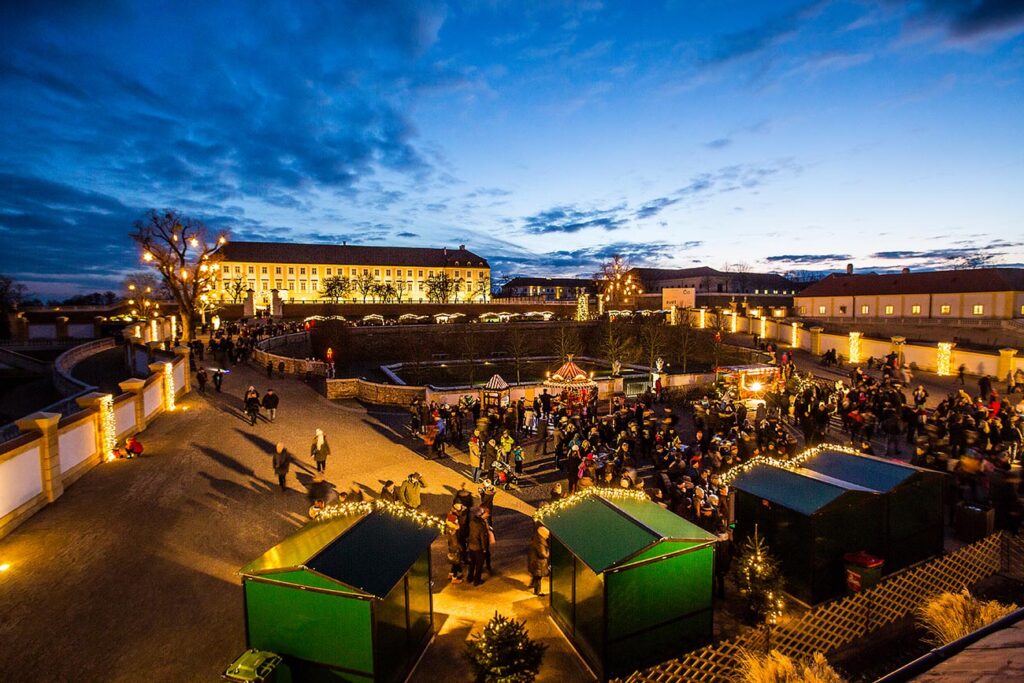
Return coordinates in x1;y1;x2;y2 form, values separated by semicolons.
620;532;1020;683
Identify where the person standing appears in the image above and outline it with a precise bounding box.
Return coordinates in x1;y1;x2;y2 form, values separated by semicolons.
311;428;330;473
445;504;465;584
466;507;490;586
213;368;224;392
196;367;208;394
469;430;482;483
399;472;426;509
272;442;291;491
262;389;279;422
527;525;551;596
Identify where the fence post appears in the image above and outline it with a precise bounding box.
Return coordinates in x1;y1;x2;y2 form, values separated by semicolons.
15;412;64;502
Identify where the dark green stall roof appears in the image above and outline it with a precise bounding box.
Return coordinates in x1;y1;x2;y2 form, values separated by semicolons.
801;450;927;492
732;464;877;516
541;493;717;574
241;508;438;599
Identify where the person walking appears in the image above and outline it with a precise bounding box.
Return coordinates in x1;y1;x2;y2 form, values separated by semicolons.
445;504;466;584
469;430;482;483
527;525;551;596
466;507;490;586
311;428;330;473
399;472;426;509
262;389;279;422
213;368;224;392
196;367;208;394
272;442;291;491
244;386;261;426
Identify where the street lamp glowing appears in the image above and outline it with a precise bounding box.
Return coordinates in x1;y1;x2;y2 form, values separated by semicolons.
750;382;763;393
143;252;154;262
189;237;199;248
218;236;227;245
0;562;10;572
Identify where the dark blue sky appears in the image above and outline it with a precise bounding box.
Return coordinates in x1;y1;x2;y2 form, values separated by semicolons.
1;1;1022;295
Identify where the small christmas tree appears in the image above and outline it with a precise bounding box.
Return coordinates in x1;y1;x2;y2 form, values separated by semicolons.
733;527;786;626
465;612;547;683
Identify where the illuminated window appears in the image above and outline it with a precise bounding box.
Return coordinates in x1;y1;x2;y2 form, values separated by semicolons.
235;265;242;274
288;267;294;275
386;269;391;276
311;267;317;275
261;266;267;274
275;280;282;289
1020;304;1024;315
248;266;254;274
418;270;424;278
860;305;869;315
818;305;826;314
299;281;306;292
275;267;282;274
299;267;306;275
940;304;951;315
911;304;921;315
261;280;268;291
973;304;984;315
326;268;332;275
374;269;380;276
884;305;894;315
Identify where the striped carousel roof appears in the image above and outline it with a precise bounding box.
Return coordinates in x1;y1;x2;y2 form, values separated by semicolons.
484;374;509;390
551;359;588;382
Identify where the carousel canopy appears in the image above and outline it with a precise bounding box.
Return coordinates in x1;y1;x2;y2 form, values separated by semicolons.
484;374;509;391
545;357;597;389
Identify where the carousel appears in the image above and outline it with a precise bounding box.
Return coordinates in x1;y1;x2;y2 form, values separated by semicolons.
544;356;598;413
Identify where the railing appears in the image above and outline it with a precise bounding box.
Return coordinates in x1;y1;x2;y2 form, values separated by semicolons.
798;316;1006;327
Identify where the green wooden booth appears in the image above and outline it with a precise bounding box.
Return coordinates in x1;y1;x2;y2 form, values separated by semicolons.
240;506;438;683
541;492;718;681
732;451;945;604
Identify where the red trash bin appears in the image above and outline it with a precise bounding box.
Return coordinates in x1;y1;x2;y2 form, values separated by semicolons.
844;551;884;592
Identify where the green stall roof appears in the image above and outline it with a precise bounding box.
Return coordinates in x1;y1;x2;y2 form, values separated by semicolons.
542;493;717;573
732;464;877;516
241;508;438;599
801;450;925;492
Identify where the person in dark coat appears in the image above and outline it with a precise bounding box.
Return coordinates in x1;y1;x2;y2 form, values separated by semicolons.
272;442;291;491
445;504;466;584
196;367;208;394
261;389;279;422
244;386;261;425
478;480;496;515
311;428;330;473
527;526;551;595
466;507;490;585
213;368;223;392
379;480;397;503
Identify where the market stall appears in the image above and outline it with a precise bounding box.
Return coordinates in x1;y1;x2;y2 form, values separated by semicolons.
240;503;440;682
539;489;718;680
482;373;510;408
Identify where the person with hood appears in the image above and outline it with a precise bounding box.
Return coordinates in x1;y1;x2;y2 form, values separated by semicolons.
244;386;261;425
399;472;426;509
379;480;398;503
527;525;551;596
272;442;291;491
478;480;496;515
311;428;330;473
466;506;490;586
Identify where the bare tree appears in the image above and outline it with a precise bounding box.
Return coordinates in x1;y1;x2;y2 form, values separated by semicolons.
637;318;667;370
224;277;248;304
600;319;633;372
459;330;483;385
594;255;642;308
352;273;376;303
505;327;534;384
554;323;582;362
426;272;462;303
130;210;226;342
0;274;27;339
672;310;699;372
321;275;351;303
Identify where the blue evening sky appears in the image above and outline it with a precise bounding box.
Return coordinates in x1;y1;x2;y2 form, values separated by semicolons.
1;1;1022;295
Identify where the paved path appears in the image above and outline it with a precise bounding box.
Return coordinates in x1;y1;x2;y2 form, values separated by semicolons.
0;361;592;681
912;618;1024;683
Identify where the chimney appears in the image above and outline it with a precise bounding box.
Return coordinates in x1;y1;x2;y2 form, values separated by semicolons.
342;240;346;246
846;263;854;275
443;247;448;257
459;244;465;250
901;267;910;274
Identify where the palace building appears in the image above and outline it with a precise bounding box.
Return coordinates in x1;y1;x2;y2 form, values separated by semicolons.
213;241;490;303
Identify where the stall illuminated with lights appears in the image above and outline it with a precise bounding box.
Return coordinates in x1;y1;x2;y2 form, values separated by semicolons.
717;363;781;401
544;356;598;406
239;502;440;682
537;489;717;680
482;373;510;409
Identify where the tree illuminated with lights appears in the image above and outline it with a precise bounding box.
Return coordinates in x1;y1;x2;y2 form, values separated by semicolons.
595;255;642;308
130;210;226;342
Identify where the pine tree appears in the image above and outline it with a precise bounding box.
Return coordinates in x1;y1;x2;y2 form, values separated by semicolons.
465;612;547;683
734;527;786;626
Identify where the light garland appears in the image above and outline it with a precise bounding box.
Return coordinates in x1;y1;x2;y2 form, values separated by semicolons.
721;443;864;486
99;395;117;462
670;305;678;326
597;294;604;316
791;322;799;348
170;314;177;340
533;486;649;522
315;499;446;530
759;316;767;339
576;293;589;321
848;331;862;365
163;362;176;411
730;311;738;333
937;342;954;376
149;318;158;341
698;308;707;329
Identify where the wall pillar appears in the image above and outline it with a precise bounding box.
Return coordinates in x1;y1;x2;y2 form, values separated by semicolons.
55;316;69;339
809;327;824;356
890;336;907;367
174;346;191;394
15;412;64;502
119;378;147;431
76;391;113;462
270;289;282;317
243;288;256;317
998;348;1018;381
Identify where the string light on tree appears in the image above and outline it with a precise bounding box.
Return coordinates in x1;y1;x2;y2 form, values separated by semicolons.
849;331;863;364
99;395;117;462
937;342;954;376
163;362;176;411
576;293;589;321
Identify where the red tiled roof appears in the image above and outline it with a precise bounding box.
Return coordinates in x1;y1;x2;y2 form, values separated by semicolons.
797;268;1024;297
219;241;489;268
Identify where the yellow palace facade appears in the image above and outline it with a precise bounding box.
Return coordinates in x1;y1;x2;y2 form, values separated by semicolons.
213;241;490;303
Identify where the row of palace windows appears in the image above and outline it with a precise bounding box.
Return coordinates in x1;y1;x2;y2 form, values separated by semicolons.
236;279;479;294
817;304;989;316
228;264;482;279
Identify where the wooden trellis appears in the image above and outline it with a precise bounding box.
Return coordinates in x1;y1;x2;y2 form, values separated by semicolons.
619;532;1019;683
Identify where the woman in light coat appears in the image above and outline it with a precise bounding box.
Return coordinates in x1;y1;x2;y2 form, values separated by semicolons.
310;428;330;473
